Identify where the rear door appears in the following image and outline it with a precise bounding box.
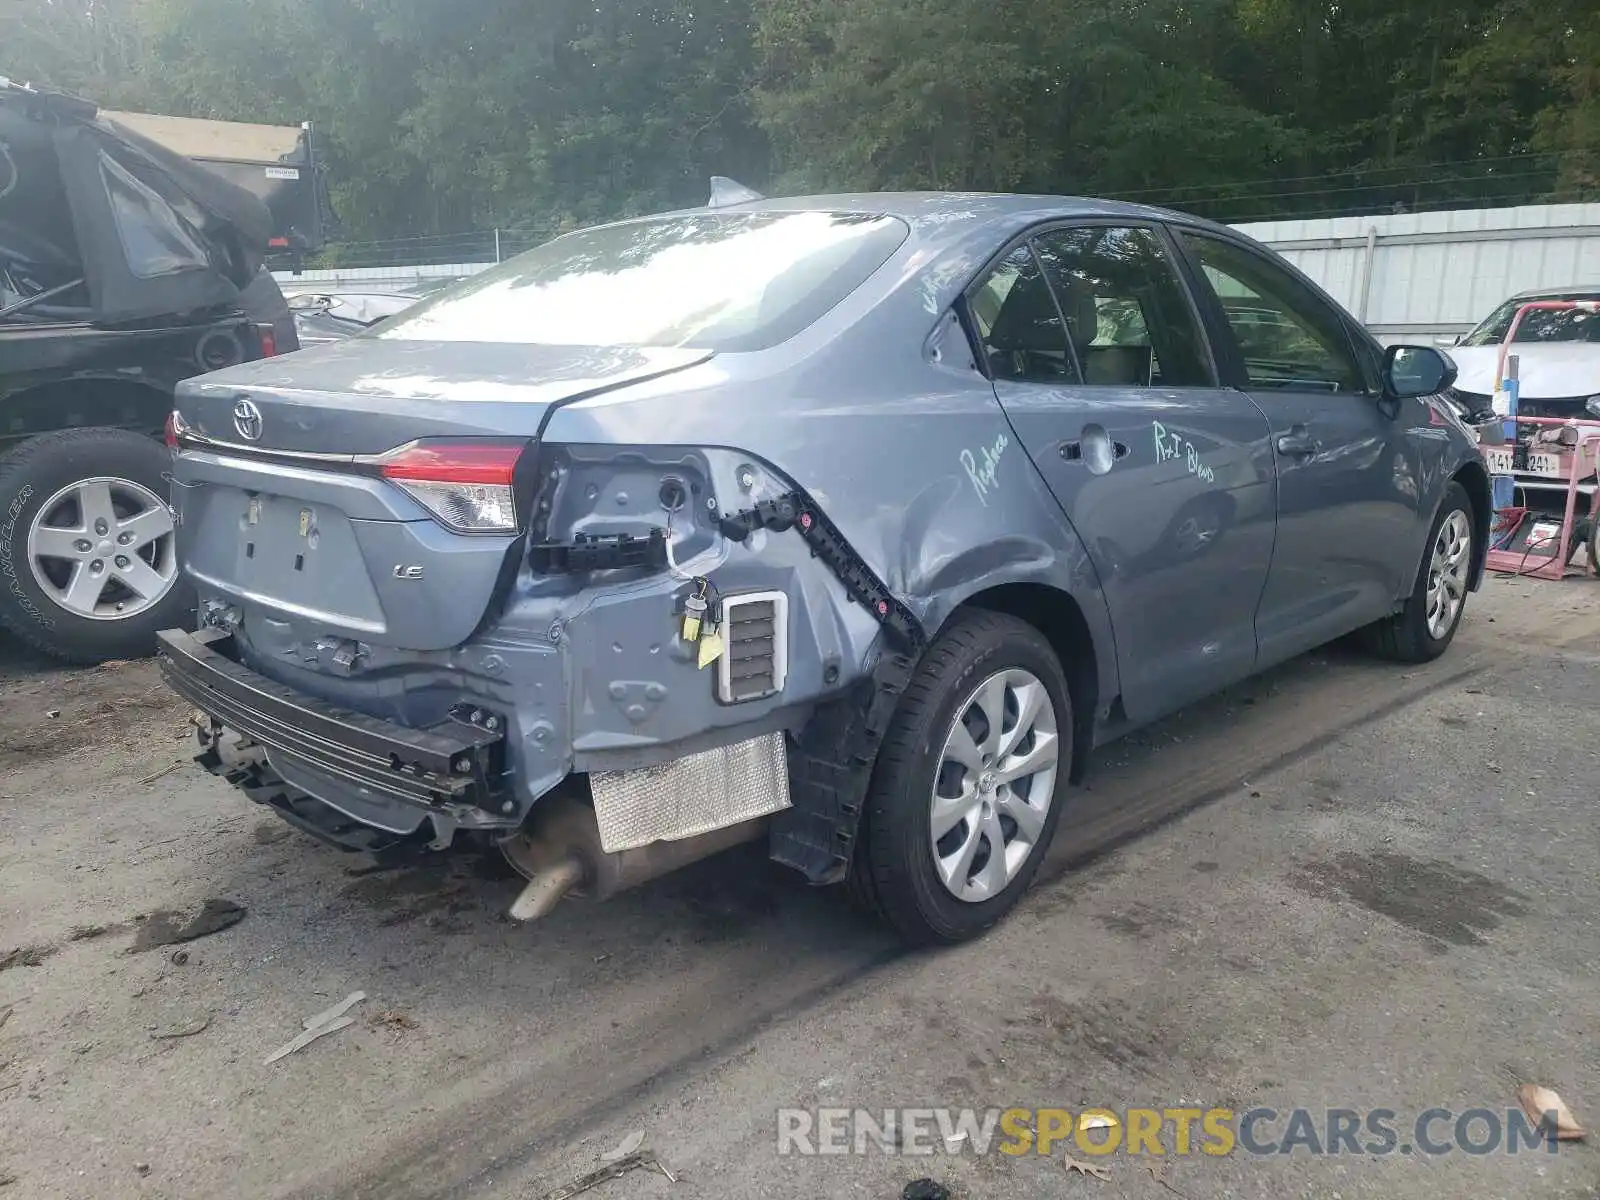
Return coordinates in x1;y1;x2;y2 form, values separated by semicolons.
974;222;1277;723
1172;230;1419;667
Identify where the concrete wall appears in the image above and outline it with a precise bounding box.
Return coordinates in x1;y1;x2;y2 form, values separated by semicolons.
275;203;1600;345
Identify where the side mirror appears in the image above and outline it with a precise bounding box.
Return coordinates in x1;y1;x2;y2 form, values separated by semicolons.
1382;344;1457;400
1433;333;1461;348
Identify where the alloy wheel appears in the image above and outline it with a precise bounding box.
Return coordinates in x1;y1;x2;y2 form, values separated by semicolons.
929;668;1061;903
26;476;179;620
1425;509;1471;639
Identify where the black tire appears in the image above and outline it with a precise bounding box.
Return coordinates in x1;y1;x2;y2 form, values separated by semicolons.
1359;481;1475;663
0;427;193;664
849;610;1072;945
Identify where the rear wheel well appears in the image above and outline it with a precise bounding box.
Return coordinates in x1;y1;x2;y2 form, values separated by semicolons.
959;583;1097;783
1;378;170;453
1450;458;1491;583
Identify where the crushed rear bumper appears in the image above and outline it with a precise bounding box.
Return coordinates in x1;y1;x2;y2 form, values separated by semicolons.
156;627;511;850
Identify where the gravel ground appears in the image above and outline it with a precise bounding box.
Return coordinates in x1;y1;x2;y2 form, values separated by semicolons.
1;576;1597;1200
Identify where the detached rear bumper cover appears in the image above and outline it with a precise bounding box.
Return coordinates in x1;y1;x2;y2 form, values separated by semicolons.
156;627;506;818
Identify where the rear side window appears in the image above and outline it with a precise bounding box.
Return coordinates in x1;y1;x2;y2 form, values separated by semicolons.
968;245;1075;383
1030;226;1213;387
100;152;212;279
373;211;910;352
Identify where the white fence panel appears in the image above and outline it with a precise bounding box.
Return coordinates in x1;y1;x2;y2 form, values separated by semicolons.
1235;203;1600;344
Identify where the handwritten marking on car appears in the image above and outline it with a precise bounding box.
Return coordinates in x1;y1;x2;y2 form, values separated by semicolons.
960;433;1009;506
1152;420;1215;484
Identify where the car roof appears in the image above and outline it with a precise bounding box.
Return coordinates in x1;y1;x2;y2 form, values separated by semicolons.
1508;284;1600;301
609;190;1236;246
722;191;1182;220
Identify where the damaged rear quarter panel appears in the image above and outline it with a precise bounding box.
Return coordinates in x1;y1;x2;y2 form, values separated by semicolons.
517;440;885;769
539;219;1121;722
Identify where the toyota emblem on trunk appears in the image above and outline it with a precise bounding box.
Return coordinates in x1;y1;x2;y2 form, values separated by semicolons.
232;397;264;441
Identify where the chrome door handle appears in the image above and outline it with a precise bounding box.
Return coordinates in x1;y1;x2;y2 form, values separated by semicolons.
1061;439;1130;463
1275;428;1321;458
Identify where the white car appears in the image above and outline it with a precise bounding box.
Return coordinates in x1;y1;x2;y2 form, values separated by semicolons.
1443;286;1600;424
281;280;458;346
1442;287;1600;497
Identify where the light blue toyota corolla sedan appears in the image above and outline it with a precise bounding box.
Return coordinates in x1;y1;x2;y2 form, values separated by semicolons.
158;189;1490;944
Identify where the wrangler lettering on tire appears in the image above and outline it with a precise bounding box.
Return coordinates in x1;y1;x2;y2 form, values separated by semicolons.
1;484;53;631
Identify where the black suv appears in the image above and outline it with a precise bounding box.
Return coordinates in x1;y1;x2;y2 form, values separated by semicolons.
0;77;295;662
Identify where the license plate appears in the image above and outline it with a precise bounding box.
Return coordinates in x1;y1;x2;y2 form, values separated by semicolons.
1483;445;1562;477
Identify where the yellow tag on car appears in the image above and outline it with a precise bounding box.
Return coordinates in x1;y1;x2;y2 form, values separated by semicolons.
697;626;724;669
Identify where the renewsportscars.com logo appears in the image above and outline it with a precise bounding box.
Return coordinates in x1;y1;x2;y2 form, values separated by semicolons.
776;1106;1571;1157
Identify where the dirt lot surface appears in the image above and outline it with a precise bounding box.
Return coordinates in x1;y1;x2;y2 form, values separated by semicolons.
2;577;1598;1200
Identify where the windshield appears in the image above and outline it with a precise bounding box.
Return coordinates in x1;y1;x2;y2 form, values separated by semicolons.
373;210;910;352
1460;295;1600;347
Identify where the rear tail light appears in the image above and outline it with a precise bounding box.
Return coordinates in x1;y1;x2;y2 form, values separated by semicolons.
164;410;189;449
379;441;525;534
256;323;279;358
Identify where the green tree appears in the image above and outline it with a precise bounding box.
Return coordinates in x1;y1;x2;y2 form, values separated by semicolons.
4;0;1593;246
1;0;153;106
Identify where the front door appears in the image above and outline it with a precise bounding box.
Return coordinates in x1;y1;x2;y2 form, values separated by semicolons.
972;223;1277;723
1174;232;1419;667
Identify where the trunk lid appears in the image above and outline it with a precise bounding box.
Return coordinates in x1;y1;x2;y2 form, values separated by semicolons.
176;337;713;455
173;338;713;652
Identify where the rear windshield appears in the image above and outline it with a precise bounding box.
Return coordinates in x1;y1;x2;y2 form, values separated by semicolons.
372;210;910;352
1461;296;1600;346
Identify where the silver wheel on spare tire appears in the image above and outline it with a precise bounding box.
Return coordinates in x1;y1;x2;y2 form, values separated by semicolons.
850;609;1072;944
0;427;194;664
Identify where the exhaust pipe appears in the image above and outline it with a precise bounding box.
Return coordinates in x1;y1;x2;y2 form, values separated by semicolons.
508;855;585;921
500;784;768;922
200;721;751;922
